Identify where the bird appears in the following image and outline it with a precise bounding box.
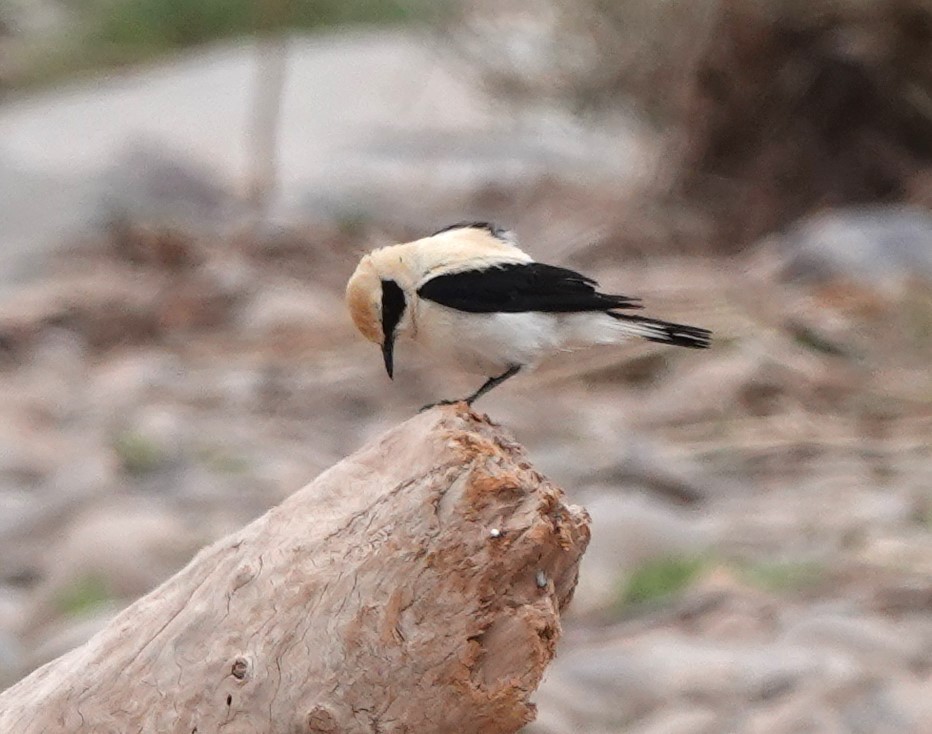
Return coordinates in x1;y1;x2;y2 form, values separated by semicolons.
346;221;711;409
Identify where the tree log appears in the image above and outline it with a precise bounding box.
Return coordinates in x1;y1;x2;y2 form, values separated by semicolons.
0;406;590;733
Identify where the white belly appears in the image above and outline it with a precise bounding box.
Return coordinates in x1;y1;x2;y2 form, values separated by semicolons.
408;302;626;376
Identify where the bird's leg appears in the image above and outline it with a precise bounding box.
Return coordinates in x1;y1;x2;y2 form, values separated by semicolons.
464;365;521;405
419;365;521;412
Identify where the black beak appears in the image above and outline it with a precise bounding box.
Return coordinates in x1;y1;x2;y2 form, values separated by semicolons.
380;279;406;381
382;335;395;380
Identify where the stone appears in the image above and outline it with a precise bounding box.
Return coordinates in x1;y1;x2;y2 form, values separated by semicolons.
628;708;720;734
538;643;663;728
0;628;23;690
88;351;184;413
573;492;715;613
782;614;925;671
887;678;932;734
776;206;932;284
19;608;117;678
20;499;203;639
110;404;189;476
239;285;343;343
831;681;922;734
746;693;844;734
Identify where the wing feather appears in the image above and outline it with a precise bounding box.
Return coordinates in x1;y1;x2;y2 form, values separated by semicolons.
417;262;642;314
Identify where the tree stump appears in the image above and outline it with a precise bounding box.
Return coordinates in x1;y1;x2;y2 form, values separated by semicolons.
0;406;590;733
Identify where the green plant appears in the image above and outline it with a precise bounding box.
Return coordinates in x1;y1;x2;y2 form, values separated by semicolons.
195;445;251;474
738;559;824;592
8;0;447;90
113;430;164;476
86;0;421;52
55;575;112;616
619;554;708;607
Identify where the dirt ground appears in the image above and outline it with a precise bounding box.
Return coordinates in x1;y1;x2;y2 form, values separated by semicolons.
0;6;930;728
0;200;929;731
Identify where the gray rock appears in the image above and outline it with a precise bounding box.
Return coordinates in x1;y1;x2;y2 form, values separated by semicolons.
44;452;115;503
0;628;23;690
856;530;932;576
0;419;62;487
99;143;236;226
839;682;916;734
551;633;863;711
632;350;778;428
0;486;34;538
592;432;718;504
20;498;202;637
776;206;932;284
27;327;87;377
87;351;184;415
0;454;115;579
533;654;659;733
782;614;926;671
0;156;96;291
239;285;342;339
20;607;118;677
746;693;844;734
573;492;716;613
635;636;855;701
111;404;189;476
628;708;720;734
887;678;932;734
0;585;27;632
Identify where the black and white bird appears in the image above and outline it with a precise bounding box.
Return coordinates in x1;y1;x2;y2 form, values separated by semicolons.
346;222;711;408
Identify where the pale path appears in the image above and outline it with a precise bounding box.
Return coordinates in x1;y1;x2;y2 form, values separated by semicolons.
0;30;645;289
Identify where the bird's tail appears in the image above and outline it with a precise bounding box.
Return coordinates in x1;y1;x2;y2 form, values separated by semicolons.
608;312;712;349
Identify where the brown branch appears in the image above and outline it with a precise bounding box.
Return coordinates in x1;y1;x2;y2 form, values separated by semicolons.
0;406;590;734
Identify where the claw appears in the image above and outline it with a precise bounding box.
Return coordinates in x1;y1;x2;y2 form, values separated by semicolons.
418;366;521;413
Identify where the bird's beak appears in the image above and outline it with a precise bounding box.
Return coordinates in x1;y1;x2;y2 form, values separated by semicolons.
382;335;395;380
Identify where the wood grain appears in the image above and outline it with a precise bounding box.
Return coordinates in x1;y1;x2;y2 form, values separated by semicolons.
0;406;590;734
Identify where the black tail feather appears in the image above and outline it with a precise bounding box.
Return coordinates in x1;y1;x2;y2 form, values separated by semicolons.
609;313;712;349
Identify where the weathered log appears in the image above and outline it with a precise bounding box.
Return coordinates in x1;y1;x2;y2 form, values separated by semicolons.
0;406;590;733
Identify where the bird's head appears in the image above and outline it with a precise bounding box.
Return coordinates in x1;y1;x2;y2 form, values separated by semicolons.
345;251;414;380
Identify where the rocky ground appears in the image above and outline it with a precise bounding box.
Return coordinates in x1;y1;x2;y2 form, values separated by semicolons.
0;203;928;732
0;28;930;734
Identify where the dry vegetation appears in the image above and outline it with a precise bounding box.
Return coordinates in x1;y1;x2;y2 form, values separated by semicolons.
450;0;932;251
0;209;929;729
1;1;931;730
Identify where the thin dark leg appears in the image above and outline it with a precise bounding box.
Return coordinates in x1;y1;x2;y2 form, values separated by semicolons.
463;364;521;405
420;365;521;412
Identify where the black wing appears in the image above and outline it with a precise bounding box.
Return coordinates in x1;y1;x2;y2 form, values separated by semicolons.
417;262;642;314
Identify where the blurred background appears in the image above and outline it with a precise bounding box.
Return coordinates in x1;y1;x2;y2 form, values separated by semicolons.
1;0;930;730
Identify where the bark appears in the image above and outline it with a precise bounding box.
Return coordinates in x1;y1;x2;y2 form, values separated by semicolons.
0;406;590;734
